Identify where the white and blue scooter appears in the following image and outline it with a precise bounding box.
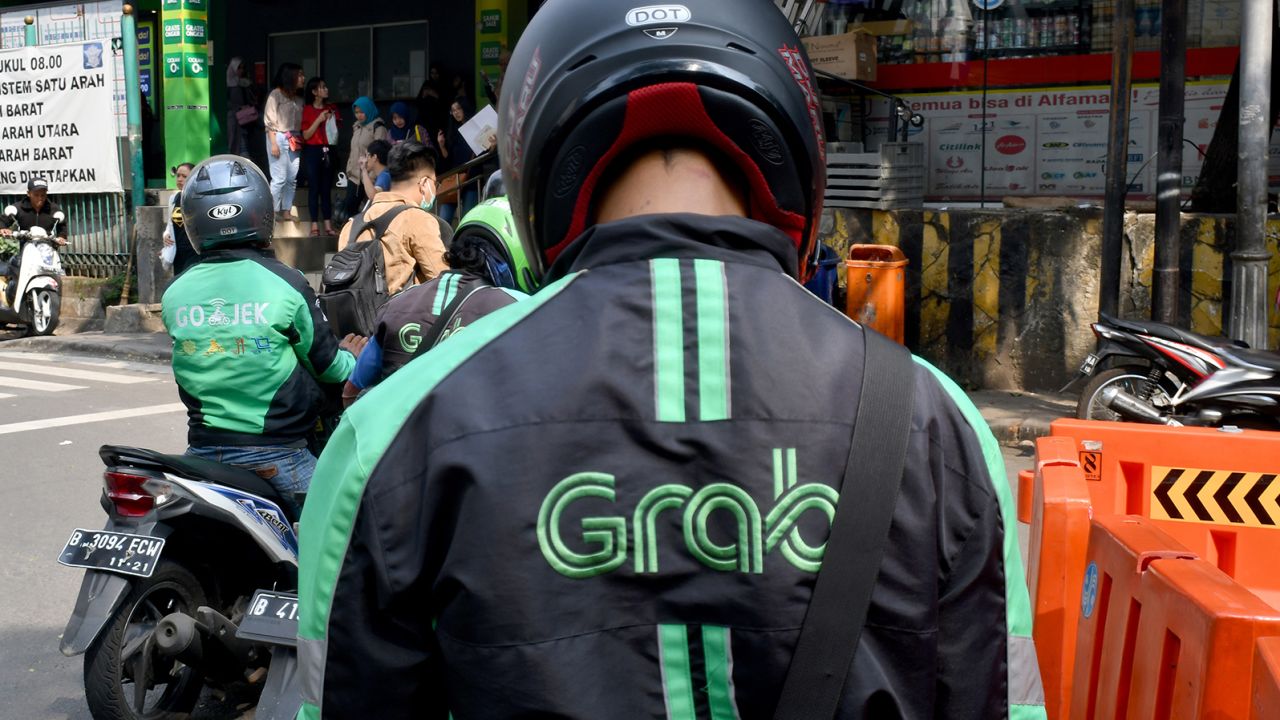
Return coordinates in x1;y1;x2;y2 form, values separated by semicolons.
58;445;303;720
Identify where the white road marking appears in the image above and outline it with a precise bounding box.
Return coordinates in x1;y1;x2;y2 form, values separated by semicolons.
0;393;13;399
0;403;186;435
0;375;87;392
0;361;155;385
0;351;171;375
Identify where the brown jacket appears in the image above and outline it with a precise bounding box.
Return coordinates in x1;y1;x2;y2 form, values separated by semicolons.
339;192;447;295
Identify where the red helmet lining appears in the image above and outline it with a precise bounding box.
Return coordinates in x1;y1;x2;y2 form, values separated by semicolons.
546;82;808;266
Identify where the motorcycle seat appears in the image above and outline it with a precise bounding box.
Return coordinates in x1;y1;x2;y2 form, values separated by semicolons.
1099;312;1244;353
99;445;298;523
1218;346;1280;373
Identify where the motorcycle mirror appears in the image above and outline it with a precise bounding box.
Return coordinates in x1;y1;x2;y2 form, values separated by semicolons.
53;211;65;222
3;205;15;218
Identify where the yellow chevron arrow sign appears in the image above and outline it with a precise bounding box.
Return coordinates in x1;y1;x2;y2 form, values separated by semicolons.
1151;466;1280;528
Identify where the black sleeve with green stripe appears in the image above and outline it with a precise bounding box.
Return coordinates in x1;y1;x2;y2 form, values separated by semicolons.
265;261;355;384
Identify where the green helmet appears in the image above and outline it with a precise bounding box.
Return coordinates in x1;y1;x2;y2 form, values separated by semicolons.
454;197;536;293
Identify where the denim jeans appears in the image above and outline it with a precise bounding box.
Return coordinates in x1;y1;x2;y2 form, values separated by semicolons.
269;132;300;213
186;445;316;516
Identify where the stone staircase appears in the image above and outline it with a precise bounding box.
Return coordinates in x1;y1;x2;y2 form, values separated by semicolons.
271;203;339;292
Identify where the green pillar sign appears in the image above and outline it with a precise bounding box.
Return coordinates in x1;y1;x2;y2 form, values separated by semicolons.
163;0;210;172
475;0;508;108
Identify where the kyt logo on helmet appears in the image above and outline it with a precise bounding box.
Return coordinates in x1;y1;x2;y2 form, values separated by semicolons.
207;203;243;220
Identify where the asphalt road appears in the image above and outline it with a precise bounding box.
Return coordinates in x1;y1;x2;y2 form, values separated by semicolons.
0;348;187;720
0;343;1036;720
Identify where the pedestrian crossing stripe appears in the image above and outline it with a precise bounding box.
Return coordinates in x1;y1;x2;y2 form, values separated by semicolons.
1151;466;1280;528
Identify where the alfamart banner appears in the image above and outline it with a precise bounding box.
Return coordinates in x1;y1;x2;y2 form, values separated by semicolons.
0;41;122;194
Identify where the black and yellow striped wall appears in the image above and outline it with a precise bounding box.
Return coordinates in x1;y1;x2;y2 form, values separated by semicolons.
821;208;1280;392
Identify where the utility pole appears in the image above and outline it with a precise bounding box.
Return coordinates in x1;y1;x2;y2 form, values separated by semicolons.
1101;0;1136;318
1231;0;1274;348
1153;0;1186;324
122;5;146;210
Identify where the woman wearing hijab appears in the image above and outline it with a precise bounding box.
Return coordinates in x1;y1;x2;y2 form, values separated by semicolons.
344;96;388;219
226;58;256;158
387;101;432;147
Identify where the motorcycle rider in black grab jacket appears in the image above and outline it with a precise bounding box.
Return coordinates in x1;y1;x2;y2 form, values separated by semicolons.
297;1;1045;718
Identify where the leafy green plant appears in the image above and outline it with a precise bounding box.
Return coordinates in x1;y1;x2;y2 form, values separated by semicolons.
101;272;138;306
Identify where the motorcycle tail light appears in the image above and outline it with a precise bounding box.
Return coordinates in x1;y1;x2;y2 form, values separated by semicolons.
1091;323;1103;338
103;471;156;518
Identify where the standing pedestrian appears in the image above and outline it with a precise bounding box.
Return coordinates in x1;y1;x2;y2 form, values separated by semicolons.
414;79;446;138
436;100;477;224
264;63;304;222
226;58;256;158
387;102;431;148
344;96;387;220
302;77;339;237
161;162;201;276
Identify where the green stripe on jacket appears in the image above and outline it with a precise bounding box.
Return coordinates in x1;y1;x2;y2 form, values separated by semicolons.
295;273;578;720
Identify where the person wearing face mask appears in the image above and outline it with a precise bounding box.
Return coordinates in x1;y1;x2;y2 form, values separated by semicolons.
336;141;447;295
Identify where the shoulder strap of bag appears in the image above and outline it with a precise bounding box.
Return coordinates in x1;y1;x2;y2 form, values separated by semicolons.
349;204;413;247
412;277;486;358
773;327;917;720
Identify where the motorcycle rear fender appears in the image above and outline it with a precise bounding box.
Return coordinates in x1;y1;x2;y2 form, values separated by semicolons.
60;519;168;656
60;570;132;656
1059;340;1150;392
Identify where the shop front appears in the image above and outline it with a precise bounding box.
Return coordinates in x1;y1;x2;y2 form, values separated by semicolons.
807;0;1245;205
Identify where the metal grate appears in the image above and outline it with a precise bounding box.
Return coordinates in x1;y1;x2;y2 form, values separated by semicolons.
1;192;131;278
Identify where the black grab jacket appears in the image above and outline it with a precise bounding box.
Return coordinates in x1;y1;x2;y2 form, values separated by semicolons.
299;214;1043;720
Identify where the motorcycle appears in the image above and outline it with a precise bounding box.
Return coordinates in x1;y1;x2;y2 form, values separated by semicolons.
59;445;303;720
0;204;65;336
1070;311;1280;428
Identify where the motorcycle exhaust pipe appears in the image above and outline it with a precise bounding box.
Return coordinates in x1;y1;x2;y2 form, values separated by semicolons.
1100;386;1183;427
155;613;204;666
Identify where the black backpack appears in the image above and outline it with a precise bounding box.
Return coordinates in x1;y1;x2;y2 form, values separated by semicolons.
319;206;455;336
319;205;412;337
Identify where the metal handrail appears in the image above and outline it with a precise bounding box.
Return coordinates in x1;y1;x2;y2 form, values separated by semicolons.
437;149;497;183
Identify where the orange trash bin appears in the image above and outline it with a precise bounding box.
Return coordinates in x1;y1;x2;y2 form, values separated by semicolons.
845;244;907;344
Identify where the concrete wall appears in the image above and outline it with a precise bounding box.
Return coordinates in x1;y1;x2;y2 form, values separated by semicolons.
822;208;1280;392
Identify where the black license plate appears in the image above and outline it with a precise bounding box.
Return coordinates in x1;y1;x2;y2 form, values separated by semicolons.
1079;353;1100;376
57;528;165;578
237;590;298;647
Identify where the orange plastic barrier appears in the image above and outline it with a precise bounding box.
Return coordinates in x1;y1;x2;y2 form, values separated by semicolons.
1253;637;1280;720
1123;557;1280;718
1024;436;1093;720
1049;419;1280;609
845;245;907;343
1069;516;1196;720
1017;469;1034;524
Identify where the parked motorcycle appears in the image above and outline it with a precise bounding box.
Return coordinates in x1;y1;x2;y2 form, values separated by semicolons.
0;204;65;336
1070;311;1280;428
58;446;303;720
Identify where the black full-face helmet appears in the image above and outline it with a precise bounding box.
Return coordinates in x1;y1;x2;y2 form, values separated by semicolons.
181;155;275;254
499;0;827;283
